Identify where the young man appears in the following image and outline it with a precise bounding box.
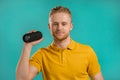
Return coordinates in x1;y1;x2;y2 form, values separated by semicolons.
16;6;104;80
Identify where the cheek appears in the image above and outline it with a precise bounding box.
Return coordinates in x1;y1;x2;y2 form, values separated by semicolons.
49;27;53;33
65;27;71;32
50;27;56;33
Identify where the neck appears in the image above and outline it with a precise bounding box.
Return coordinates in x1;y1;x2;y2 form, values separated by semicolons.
54;36;71;49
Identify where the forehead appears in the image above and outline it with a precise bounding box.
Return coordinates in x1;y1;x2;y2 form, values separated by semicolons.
49;12;71;23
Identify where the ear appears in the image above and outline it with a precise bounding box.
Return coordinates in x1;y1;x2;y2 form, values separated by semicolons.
70;23;73;30
48;23;50;29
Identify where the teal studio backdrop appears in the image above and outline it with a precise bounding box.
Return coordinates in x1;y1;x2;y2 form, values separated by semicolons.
0;0;120;80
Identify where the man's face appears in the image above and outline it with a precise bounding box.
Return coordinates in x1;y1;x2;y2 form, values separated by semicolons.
49;12;73;41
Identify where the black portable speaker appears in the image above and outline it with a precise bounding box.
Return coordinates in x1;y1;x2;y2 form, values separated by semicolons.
23;31;42;43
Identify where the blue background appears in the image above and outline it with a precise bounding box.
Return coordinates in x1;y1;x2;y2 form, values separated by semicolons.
0;0;120;80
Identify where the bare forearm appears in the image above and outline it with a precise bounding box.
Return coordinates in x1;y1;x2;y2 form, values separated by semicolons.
16;44;32;80
16;31;43;80
92;72;104;80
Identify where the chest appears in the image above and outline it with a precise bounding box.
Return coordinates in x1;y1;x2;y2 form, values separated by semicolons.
42;51;89;76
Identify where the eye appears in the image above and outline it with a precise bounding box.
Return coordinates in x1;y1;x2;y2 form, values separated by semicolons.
62;22;67;26
52;22;58;26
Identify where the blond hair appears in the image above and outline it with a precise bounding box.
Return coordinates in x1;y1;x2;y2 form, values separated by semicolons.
49;6;72;19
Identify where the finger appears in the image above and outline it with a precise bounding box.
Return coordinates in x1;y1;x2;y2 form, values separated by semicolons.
37;38;44;42
28;30;36;33
31;30;36;32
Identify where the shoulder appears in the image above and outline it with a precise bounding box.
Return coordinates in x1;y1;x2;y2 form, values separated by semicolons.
37;44;52;53
36;47;50;53
73;40;92;52
73;40;97;57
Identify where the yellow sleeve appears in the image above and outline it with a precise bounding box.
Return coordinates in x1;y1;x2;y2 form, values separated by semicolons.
87;46;101;77
29;49;42;72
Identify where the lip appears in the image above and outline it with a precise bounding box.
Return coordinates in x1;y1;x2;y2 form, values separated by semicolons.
56;31;63;33
55;31;64;35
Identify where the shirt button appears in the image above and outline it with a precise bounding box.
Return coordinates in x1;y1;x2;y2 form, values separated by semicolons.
63;57;66;60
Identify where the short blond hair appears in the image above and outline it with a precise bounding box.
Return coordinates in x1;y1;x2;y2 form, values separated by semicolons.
49;6;72;19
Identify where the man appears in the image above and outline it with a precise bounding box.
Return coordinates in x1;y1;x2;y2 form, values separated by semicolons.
16;6;104;80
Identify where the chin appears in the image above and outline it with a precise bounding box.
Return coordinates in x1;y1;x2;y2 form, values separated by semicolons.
54;35;69;41
53;33;69;41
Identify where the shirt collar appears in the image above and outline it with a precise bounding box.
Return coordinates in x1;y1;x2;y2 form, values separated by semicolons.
50;39;75;51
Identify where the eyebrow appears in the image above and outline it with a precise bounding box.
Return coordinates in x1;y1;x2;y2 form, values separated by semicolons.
52;21;68;23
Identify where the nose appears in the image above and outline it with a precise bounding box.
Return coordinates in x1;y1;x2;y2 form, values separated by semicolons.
57;24;62;30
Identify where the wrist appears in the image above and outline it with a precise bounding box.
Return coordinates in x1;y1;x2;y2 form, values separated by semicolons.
24;43;32;49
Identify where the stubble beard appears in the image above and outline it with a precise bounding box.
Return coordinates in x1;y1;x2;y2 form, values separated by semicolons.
52;32;70;41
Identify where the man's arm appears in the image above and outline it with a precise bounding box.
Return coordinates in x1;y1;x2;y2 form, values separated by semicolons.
92;72;104;80
87;46;104;80
16;31;43;80
16;44;38;80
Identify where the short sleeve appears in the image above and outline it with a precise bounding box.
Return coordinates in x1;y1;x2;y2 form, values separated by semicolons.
29;49;42;72
87;46;101;77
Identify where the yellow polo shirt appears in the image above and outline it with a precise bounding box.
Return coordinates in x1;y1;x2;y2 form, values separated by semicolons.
29;39;101;80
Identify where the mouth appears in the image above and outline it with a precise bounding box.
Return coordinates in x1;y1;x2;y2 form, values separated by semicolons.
54;31;64;36
55;31;64;34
